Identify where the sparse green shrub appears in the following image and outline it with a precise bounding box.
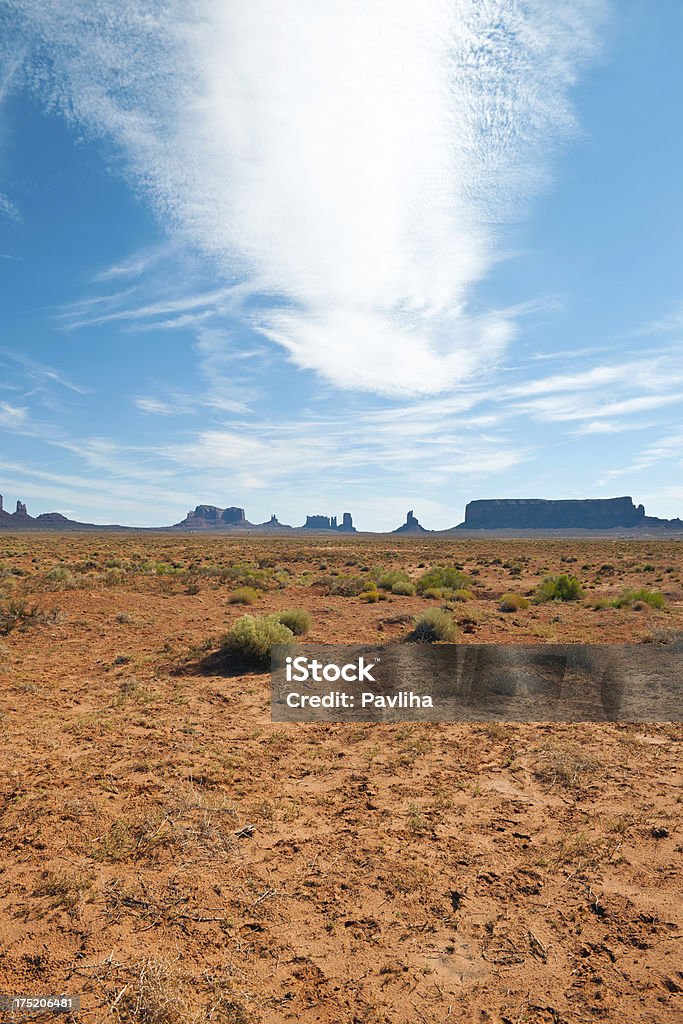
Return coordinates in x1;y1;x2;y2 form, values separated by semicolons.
417;566;471;596
613;588;665;610
105;567;126;586
535;574;583;603
228;586;260;606
0;598;40;635
277;608;312;636
46;565;74;587
374;569;413;592
499;593;529;612
408;608;458;643
391;580;416;596
360;590;388;603
452;588;474;602
141;560;180;576
327;575;374;597
220;614;294;666
47;565;70;581
198;562;273;589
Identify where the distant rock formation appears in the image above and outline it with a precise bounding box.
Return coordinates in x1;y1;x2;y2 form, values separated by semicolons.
304;515;331;530
394;510;427;533
257;515;292;530
0;493;121;530
303;512;356;532
455;496;681;531
173;504;251;529
1;489;682;534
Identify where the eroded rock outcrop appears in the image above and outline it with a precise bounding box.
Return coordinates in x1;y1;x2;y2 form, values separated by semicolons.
257;515;292;530
394;510;427;533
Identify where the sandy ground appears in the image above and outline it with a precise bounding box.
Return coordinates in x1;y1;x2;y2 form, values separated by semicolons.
0;533;681;1023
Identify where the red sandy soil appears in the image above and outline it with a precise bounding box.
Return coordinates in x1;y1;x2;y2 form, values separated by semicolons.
0;533;681;1023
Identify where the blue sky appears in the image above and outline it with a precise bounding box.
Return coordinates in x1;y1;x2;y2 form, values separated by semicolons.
1;0;682;530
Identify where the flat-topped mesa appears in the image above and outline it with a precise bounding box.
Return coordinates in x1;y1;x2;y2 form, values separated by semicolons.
394;510;427;533
459;496;647;530
174;504;248;528
303;512;356;532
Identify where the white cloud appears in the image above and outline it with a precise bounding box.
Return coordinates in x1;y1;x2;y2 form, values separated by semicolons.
160;402;528;496
7;0;605;395
0;401;27;427
516;391;683;423
0;192;20;221
134;396;177;415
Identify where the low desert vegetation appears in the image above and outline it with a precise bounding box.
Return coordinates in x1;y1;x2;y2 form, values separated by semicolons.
408;608;459;643
612;587;666;610
535;573;584;603
276;608;312;636
390;579;416;595
416;565;472;598
325;574;371;597
1;598;37;634
0;597;56;634
227;585;260;605
533;742;599;791
591;588;666;611
499;592;530;612
219;613;294;666
373;569;414;592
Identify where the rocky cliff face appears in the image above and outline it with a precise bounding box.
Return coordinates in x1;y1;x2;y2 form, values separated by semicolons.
458;497;647;530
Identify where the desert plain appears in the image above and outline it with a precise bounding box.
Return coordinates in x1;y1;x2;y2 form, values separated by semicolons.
0;532;681;1023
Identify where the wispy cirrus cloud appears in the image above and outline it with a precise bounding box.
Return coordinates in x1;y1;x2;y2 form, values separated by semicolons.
0;401;27;428
5;0;606;396
0;192;20;221
504;349;683;430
